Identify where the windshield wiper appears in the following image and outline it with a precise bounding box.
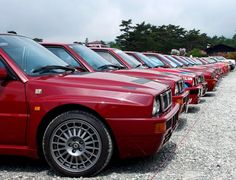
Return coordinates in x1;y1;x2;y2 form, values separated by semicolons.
32;65;76;74
135;64;142;68
97;64;125;70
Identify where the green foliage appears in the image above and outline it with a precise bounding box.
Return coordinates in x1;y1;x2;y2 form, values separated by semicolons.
187;48;207;57
107;41;121;49
115;19;236;54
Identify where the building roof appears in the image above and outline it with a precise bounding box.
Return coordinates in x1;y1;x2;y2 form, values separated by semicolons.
206;44;236;54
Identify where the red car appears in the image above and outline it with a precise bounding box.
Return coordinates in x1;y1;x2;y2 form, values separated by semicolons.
124;51;202;104
0;34;180;177
42;43;189;113
102;48;202;104
202;57;230;75
170;55;219;91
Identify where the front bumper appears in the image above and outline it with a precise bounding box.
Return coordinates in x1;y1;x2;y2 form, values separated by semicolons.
206;78;218;91
173;90;190;113
106;103;180;159
200;82;208;96
185;84;202;104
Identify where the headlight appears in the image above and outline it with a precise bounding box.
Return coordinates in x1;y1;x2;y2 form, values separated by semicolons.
152;99;161;116
175;84;178;95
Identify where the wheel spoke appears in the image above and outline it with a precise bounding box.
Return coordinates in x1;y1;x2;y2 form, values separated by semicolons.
80;131;87;139
55;135;67;142
77;129;82;137
53;147;66;152
85;140;99;146
82;153;93;164
52;142;66;146
84;150;97;157
83;136;91;142
63;132;70;139
86;146;100;150
73;127;77;136
68;129;73;137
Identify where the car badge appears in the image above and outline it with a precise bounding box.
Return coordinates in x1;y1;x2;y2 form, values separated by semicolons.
35;89;42;95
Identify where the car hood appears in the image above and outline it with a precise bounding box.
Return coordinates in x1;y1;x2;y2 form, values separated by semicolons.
114;68;181;82
154;68;197;78
32;72;169;96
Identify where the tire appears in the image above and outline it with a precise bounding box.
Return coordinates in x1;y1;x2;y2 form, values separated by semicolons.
42;110;113;177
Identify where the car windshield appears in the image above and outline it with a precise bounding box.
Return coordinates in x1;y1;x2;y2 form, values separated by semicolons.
46;47;82;67
208;57;217;63
183;57;195;65
166;55;183;67
94;50;125;67
188;57;199;65
70;44;114;70
214;56;225;60
0;35;68;76
193;58;203;65
146;55;165;67
158;54;178;68
114;49;143;68
134;52;157;68
174;56;189;65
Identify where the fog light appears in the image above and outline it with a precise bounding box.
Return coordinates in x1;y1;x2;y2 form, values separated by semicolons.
176;98;183;104
154;122;166;133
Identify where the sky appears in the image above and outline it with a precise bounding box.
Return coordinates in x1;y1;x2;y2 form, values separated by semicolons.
0;0;235;43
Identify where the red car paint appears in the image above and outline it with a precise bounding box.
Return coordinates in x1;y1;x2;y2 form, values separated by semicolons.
170;55;218;91
0;35;180;175
203;57;230;75
129;52;202;104
42;44;189;113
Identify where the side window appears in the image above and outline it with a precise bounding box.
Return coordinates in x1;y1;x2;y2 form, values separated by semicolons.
95;51;124;66
46;47;81;67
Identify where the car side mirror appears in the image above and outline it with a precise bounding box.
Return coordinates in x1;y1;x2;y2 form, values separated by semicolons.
0;68;8;80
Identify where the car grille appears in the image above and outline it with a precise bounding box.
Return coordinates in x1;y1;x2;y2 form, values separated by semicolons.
198;75;205;83
177;80;184;94
163;114;179;144
160;89;172;112
194;77;198;85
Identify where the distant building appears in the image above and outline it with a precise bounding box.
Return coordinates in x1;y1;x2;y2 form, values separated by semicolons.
205;44;236;56
87;41;108;48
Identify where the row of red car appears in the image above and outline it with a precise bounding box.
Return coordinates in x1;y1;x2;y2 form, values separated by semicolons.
0;34;231;177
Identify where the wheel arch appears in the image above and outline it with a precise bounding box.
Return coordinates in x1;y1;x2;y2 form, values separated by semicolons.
36;103;119;159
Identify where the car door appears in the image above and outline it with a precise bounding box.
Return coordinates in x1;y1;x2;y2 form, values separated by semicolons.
0;57;27;145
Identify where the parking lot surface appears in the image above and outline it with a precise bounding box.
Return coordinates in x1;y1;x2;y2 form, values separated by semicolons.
0;71;235;180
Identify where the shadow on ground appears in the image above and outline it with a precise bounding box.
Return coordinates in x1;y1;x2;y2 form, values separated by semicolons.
0;141;177;178
0;156;48;173
100;141;177;177
176;118;187;132
204;93;216;97
187;106;200;114
200;99;206;103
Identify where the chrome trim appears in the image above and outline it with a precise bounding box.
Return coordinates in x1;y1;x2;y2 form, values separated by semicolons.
160;89;172;112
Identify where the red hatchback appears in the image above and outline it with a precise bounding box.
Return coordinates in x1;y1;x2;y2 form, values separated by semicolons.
0;34;180;177
42;43;189;113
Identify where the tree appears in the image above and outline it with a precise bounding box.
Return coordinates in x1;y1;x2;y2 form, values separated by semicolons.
116;19;134;50
187;48;207;57
115;19;236;54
